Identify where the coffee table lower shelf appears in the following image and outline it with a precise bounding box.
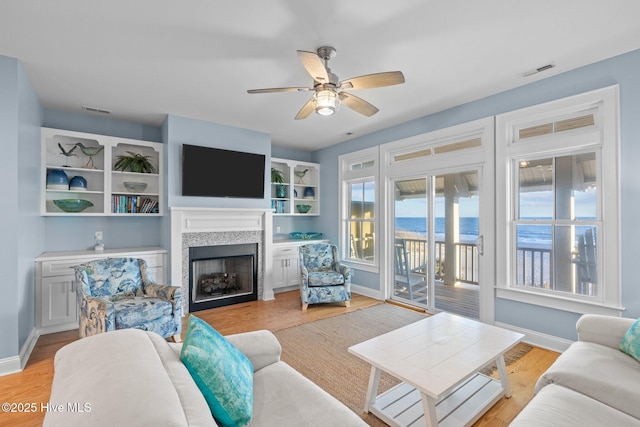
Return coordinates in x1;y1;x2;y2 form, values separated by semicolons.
369;373;504;427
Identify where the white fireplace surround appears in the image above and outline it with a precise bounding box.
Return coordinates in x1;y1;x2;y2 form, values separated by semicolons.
170;207;274;311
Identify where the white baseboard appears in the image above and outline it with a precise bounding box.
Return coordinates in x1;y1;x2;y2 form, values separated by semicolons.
273;285;298;294
351;283;384;301
37;322;78;336
494;321;573;353
0;355;21;376
19;327;40;370
0;327;40;377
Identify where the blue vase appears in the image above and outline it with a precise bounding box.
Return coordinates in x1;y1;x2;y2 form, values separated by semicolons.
46;169;69;190
275;184;286;198
304;187;315;199
69;175;87;191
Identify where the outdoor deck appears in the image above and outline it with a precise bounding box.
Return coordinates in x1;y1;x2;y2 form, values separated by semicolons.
394;281;480;319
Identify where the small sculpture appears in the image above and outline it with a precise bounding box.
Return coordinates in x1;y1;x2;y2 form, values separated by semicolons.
294;169;308;184
58;143;78;167
70;143;104;169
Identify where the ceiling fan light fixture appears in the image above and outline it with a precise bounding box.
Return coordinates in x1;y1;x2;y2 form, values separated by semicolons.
313;89;339;116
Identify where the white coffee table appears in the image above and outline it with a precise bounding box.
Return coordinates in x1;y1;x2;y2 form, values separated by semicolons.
348;312;524;427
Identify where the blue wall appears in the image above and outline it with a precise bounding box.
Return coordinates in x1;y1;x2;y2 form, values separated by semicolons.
17;61;44;353
0;56;22;359
313;48;640;340
0;56;43;360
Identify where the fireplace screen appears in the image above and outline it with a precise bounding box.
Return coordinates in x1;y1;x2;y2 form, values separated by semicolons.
193;256;252;302
189;243;258;311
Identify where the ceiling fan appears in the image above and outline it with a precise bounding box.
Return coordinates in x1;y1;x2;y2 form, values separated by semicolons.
247;46;405;119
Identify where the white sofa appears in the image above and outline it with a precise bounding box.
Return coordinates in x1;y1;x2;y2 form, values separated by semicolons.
510;315;640;426
44;328;367;427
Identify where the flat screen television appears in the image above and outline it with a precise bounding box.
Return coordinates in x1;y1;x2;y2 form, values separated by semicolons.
182;144;266;198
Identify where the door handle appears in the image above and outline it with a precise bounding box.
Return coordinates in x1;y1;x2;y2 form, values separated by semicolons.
477;235;484;256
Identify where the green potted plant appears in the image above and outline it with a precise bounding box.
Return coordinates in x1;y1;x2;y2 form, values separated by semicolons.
114;151;156;173
271;168;287;198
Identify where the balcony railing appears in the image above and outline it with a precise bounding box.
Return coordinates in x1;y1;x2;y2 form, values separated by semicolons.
400;237;593;296
516;247;552;289
402;237;560;289
402;238;479;285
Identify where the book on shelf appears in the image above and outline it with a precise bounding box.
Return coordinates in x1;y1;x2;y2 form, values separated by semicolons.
271;199;287;214
112;195;158;214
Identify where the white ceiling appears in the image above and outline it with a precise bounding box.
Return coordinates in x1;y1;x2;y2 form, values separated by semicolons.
2;1;639;151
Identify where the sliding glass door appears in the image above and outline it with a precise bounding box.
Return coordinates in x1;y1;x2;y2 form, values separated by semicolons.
392;168;481;319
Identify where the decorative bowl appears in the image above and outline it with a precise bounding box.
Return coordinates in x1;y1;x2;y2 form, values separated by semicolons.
123;182;148;193
296;204;312;213
290;232;323;240
53;199;94;213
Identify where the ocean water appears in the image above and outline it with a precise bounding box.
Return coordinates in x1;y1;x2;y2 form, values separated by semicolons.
396;217;596;248
396;217;478;243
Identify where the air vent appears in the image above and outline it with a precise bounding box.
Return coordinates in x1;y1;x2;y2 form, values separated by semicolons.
523;63;556;77
81;105;111;114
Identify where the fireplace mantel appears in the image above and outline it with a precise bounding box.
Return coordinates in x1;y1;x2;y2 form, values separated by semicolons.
170;207;273;305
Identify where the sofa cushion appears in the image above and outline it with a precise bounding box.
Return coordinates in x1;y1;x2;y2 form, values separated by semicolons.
535;341;640;419
511;384;640;427
44;329;200;427
181;316;253;427
620;318;640;361
112;296;172;328
308;271;345;287
252;360;368;427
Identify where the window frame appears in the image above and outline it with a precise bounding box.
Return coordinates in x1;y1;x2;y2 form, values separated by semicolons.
339;146;380;272
496;85;622;315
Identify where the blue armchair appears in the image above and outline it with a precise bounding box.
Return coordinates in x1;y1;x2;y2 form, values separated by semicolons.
299;243;351;310
74;257;183;341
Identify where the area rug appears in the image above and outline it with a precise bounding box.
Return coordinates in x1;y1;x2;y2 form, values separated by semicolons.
273;304;531;426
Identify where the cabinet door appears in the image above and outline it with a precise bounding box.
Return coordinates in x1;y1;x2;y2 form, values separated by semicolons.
40;276;77;328
285;256;301;287
272;256;288;289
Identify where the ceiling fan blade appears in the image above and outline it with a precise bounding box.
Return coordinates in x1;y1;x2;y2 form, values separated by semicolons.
295;98;315;120
339;92;379;117
297;50;329;83
339;71;405;90
247;87;311;94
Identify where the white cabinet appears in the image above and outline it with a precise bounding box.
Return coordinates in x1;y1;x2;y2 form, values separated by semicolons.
35;247;167;334
41;127;163;216
272;245;301;289
270;158;319;216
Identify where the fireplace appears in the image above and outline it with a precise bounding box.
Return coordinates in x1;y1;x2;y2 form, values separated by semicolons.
171;208;274;315
189;243;258;311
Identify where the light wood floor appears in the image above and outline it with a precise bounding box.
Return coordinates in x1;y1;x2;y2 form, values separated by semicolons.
0;291;559;426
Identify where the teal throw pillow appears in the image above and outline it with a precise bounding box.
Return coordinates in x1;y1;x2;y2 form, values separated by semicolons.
619;318;640;362
181;316;253;427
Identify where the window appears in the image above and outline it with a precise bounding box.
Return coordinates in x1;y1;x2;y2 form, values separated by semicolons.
515;153;598;296
339;147;379;269
496;86;621;315
348;181;375;261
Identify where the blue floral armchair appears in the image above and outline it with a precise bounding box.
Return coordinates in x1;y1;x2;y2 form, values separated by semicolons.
299;243;351;310
74;257;183;341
